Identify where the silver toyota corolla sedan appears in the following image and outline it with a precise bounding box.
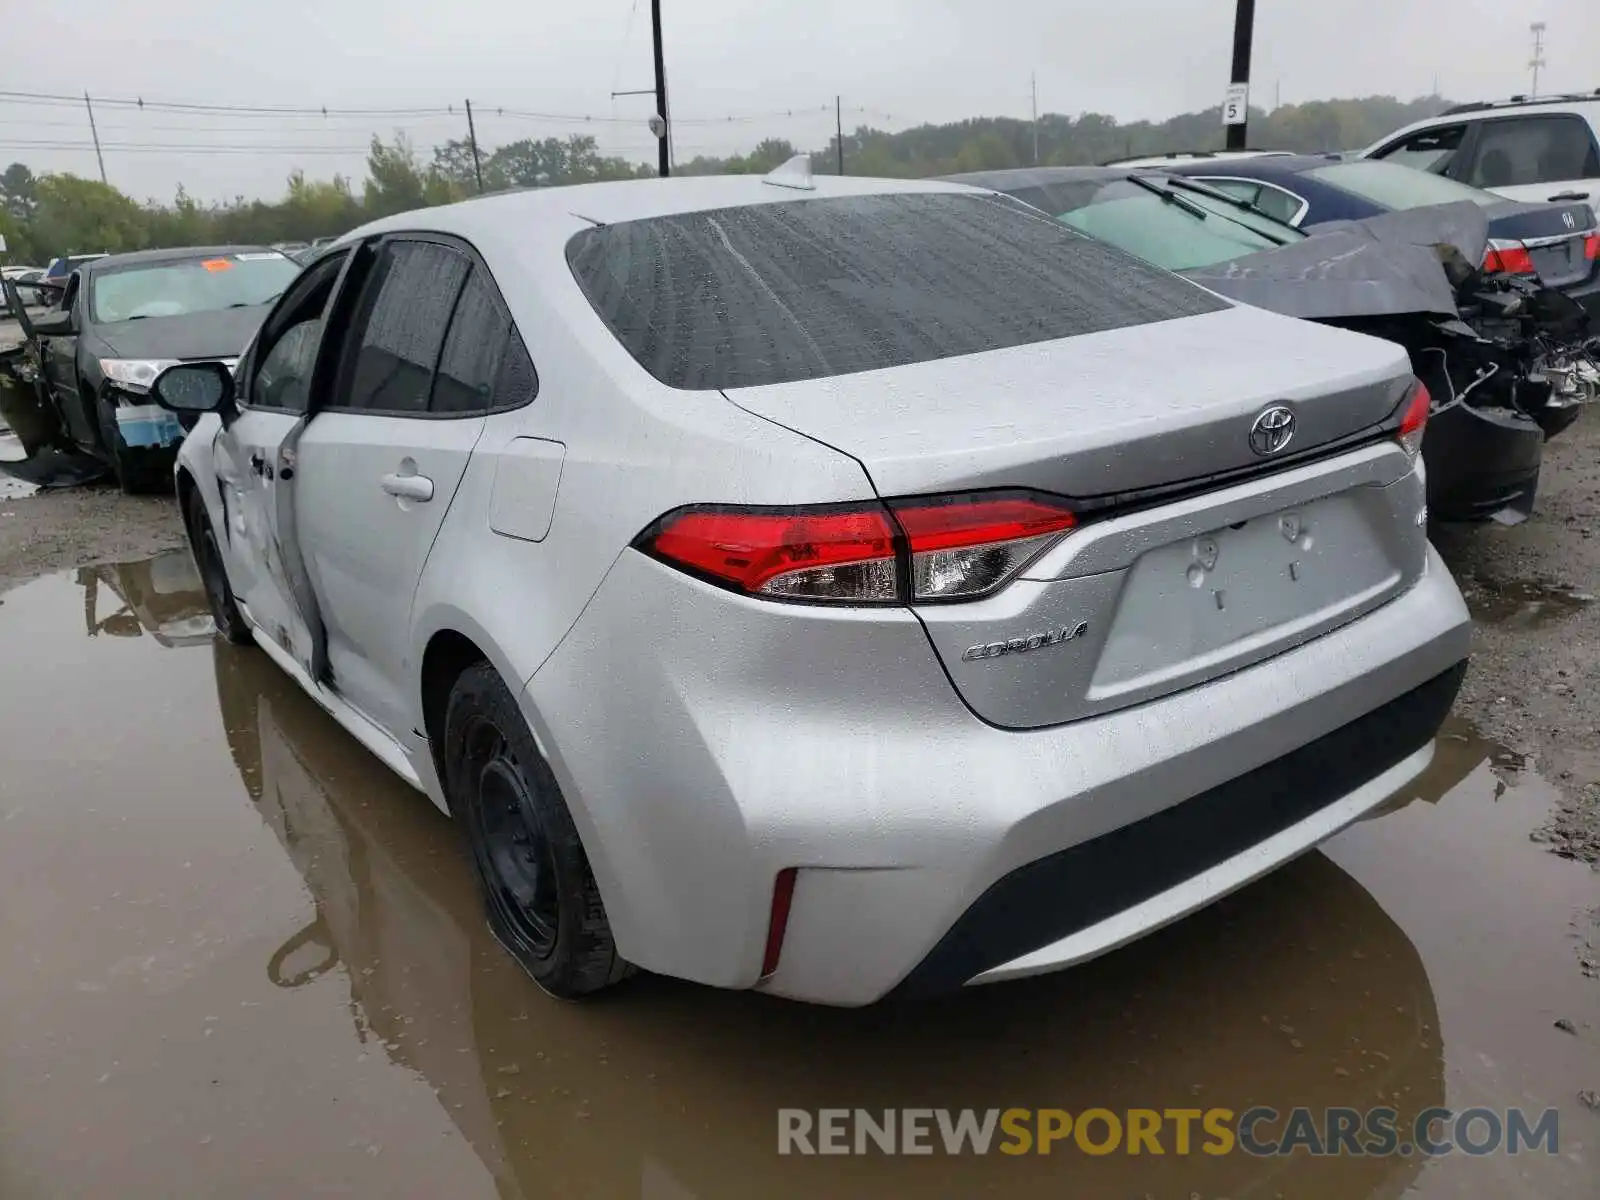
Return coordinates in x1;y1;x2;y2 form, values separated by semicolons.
150;166;1471;1006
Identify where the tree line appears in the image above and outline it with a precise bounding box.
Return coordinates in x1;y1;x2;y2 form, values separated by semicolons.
0;94;1449;264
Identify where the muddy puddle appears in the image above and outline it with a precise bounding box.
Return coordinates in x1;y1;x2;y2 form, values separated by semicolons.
0;557;1595;1200
1461;576;1596;629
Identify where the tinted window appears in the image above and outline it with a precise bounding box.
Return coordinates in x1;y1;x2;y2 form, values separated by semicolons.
430;268;511;415
1373;125;1466;173
336;240;468;413
1465;116;1600;188
494;328;538;410
252;319;322;413
1307;160;1500;210
566;193;1227;391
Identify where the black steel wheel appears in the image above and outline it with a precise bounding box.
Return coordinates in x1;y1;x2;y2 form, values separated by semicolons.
445;662;630;999
184;484;252;645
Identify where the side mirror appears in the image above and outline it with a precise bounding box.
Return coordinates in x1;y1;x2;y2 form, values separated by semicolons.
151;361;235;415
30;308;75;337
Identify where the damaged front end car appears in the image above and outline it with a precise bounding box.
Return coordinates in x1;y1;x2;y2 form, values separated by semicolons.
1184;200;1599;525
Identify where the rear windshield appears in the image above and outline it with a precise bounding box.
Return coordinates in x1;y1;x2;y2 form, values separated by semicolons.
566;192;1227;390
1308;160;1500;211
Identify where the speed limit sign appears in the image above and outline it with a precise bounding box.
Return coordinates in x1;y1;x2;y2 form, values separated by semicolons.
1222;83;1249;126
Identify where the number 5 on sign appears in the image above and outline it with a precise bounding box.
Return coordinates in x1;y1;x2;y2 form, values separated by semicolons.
1222;83;1249;126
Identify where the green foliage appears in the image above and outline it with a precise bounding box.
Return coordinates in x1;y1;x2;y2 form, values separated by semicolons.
0;94;1452;266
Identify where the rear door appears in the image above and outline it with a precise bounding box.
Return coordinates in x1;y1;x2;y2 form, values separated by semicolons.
1456;113;1600;205
292;235;491;737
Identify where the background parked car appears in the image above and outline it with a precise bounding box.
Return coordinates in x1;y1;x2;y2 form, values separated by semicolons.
1;246;301;492
1364;93;1600;208
1160;154;1600;323
34;252;108;306
954;165;1597;523
0;265;45;313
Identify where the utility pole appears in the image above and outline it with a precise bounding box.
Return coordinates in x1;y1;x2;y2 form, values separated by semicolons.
651;0;670;177
1223;0;1257;151
83;92;107;185
464;99;485;194
1031;72;1039;165
836;95;845;174
1529;22;1547;97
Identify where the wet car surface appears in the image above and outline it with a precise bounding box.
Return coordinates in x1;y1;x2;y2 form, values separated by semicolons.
0;558;1595;1199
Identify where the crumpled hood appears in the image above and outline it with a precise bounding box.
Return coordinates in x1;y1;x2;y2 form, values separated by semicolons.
94;305;269;360
1180;200;1492;322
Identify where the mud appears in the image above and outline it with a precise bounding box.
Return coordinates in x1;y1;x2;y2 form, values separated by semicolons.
1432;410;1600;867
0;560;1596;1199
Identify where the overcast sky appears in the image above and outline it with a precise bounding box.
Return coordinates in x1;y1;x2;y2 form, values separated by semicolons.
4;0;1597;203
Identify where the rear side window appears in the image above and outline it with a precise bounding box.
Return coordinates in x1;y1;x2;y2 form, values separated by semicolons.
566;192;1227;391
334;240;468;414
1372;124;1467;174
1464;116;1600;188
430;268;511;415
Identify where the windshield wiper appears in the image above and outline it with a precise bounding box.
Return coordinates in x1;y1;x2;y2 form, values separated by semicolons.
1123;173;1209;219
1160;176;1299;245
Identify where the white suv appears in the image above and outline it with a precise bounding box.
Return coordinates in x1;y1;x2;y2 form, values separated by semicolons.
1363;93;1600;207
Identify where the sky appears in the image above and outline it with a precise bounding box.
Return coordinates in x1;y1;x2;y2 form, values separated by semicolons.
3;0;1598;204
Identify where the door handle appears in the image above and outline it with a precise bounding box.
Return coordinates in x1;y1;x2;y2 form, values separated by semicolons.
249;452;266;476
1547;191;1590;201
380;472;434;502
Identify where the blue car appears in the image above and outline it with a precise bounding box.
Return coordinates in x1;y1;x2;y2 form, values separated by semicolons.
1163;154;1600;320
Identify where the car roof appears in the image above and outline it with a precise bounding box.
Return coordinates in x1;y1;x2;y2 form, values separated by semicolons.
942;165;1142;189
83;246;285;273
1439;93;1600;117
334;173;987;252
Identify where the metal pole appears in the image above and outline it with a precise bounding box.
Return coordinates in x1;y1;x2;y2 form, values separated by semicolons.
1031;72;1039;165
464;99;485;194
1224;0;1257;151
84;92;107;185
651;0;670;177
1529;23;1546;97
836;96;845;175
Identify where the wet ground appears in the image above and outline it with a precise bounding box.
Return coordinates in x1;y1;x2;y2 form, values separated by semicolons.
0;552;1596;1199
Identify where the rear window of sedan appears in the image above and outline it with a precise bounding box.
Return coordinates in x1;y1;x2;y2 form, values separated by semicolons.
565;192;1228;390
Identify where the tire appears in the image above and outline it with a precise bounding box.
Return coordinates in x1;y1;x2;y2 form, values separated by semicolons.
95;392;171;495
444;662;630;999
185;485;253;645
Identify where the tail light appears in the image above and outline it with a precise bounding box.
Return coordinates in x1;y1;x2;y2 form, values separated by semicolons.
1397;378;1431;460
1482;239;1537;275
1586;232;1600;261
637;490;1077;605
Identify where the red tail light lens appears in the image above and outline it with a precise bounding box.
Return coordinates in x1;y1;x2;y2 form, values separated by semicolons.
1586;232;1600;261
646;505;899;601
890;494;1077;600
760;867;798;979
640;491;1077;605
1397;378;1431;460
1482;240;1537;275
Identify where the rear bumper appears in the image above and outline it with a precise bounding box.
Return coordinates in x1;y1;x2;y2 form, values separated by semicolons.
890;660;1463;997
525;544;1471;1006
1423;402;1543;522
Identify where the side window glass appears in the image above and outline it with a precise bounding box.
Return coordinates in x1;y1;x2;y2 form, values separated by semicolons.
430;268;510;415
1200;179;1261;206
494;327;539;411
251;319;322;413
1467;117;1598;187
1373;125;1465;174
1252;184;1304;225
335;240;468;414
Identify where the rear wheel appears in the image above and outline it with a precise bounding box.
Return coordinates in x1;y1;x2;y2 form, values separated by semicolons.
444;662;629;999
184;485;252;645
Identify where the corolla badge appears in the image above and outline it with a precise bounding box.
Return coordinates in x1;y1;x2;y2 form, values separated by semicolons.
962;621;1088;662
1249;405;1296;456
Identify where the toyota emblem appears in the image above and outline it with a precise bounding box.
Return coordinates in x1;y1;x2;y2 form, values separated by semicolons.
1249;405;1296;456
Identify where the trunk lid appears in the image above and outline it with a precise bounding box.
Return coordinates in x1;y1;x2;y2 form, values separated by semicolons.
722;303;1413;500
726;306;1424;730
1483;199;1598;291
